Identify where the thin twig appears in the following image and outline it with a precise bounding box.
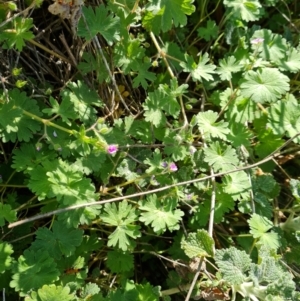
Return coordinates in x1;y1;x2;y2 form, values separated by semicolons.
184;258;204;301
149;31;188;127
79;11;132;115
8;131;300;228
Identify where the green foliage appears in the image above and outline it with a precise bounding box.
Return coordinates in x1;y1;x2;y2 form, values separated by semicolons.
30;221;83;260
0;17;34;51
249;214;281;249
215;247;252;285
0;242;14;273
1;0;300;300
224;0;263;22
239;68;290;104
181;229;214;258
143;0;195;34
101;201;141;251
139;194;184;235
181;52;217;82
78;5;120;44
24;285;76;301
10;250;60;294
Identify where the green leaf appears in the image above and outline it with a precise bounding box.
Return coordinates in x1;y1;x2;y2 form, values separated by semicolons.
0;203;16;226
30;221;83;260
114;38;146;74
106;250;134;273
217;56;243;81
78;5;120;44
224;0;263;22
81;282;101;299
181;229;214;258
135;282;160;301
144;149;163;173
254;128;283;159
102;201;141;251
163;131;189;161
25;285;75;301
197;20;218;42
249;213;273;236
215;247;251;285
12;143;57;174
227;123;252;148
181;53;216;82
27;161;56;200
47;159;97;205
60;81;103;123
196;110;230;140
277;47;300;73
143;81;184;126
139;194;184;235
132;62;156;89
267;95;300;142
222;171;251;200
0;242;13;273
203;141;239;172
290;179;300;202
10;250;59;293
240;68;290;104
143;0;195;34
42;96;77;126
251;29;288;61
0;17;34;51
0;89;41;142
249;214;281;249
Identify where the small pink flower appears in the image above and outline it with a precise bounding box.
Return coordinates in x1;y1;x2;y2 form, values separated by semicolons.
251;38;264;44
107;144;118;154
169;162;178;172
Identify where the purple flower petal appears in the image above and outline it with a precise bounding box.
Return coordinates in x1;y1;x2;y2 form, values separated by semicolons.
107;144;118;154
169;162;178;172
251;38;264;44
161;162;168;168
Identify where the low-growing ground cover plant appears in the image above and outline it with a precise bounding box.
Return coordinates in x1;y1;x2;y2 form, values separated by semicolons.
1;0;300;300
